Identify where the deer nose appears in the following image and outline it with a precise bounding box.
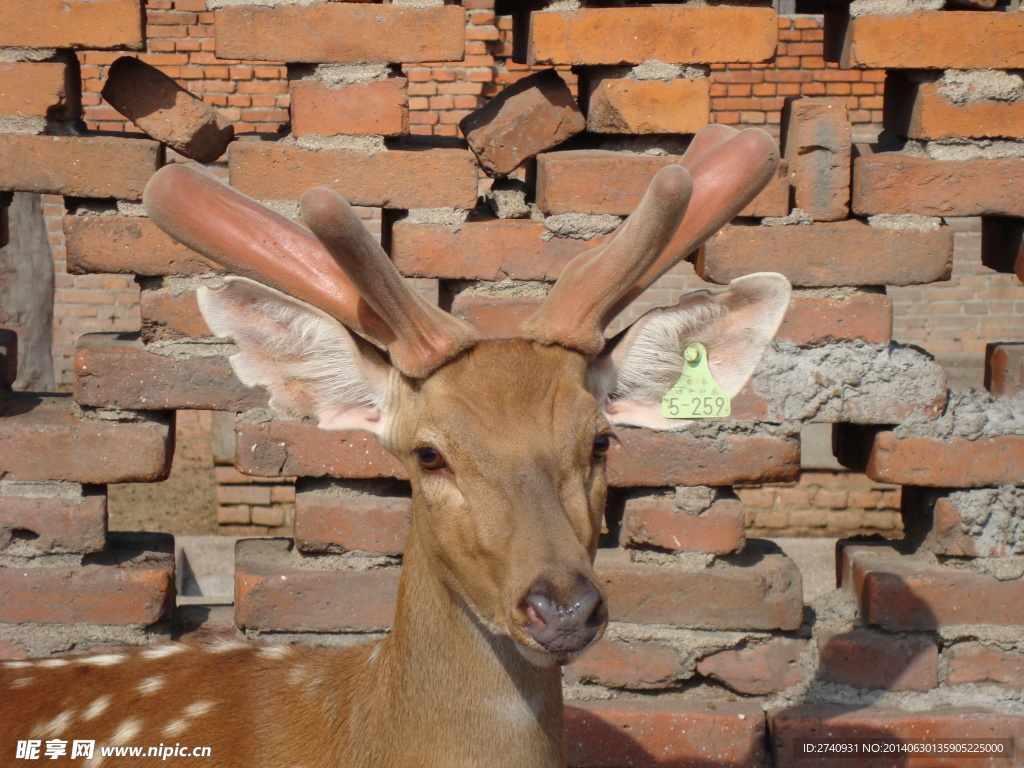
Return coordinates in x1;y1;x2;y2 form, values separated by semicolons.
521;578;605;656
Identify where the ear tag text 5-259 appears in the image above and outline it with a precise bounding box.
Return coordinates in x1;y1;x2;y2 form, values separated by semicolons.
661;342;731;419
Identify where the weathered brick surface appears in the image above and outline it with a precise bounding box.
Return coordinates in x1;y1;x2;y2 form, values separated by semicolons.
229;143;478;210
884;73;1024;141
0;0;145;50
527;7;778;66
295;479;411;556
586;77;710;136
827;11;1024;70
0;328;16;388
536;151;678;216
564;636;683;690
74;333;267;411
0;483;106;556
140;284;213;343
0;135;161;200
853;151;1024;218
986;342;1024;397
946;642;1024;690
860;431;1024;488
779;293;892;346
981;216;1024;284
0;394;172;484
696;220;953;287
0;533;174;625
902;486;1024;558
620;495;745;555
697;638;807;695
215;4;465;64
65;214;221;276
782;98;851;222
0;61;79;122
101;56;234;163
290;78;408;138
448;295;544;340
742;158;791;218
566;700;766;768
817;628;938;692
461;68;584;177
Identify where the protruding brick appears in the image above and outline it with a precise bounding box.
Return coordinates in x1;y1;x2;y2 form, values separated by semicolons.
0;533;174;625
779;293;892;346
782;98;851;222
0;394;172;484
290;78;408;137
947;642;1024;690
566;700;765;768
586;77;710;135
0;482;106;556
229;143;478;210
826;10;1024;70
981;216;1024;284
215;4;465;63
986;342;1024;397
884;72;1024;141
697;638;807;695
0;135;161;200
74;333;267;412
564;636;683;690
65;214;221;276
0;61;79;123
853;149;1024;217
461;69;585;177
295;478;411;556
449;294;544;340
620;495;745;555
0;328;16;388
696;220;953;287
101;56;234;163
817;629;938;692
526;7;778;66
0;0;145;50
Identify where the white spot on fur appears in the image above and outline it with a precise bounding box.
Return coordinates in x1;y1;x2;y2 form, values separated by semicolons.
79;654;125;667
206;638;247;654
288;665;309;686
84;755;105;768
109;718;141;746
35;709;77;738
184;701;214;718
38;659;69;668
367;644;382;664
137;676;166;695
3;661;32;669
141;645;186;660
257;644;291;660
83;695;111;722
11;677;32;688
162;719;187;738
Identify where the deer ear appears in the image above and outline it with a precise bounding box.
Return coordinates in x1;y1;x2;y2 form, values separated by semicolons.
198;277;392;434
590;272;791;430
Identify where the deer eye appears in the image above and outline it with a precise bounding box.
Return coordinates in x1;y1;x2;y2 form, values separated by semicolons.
593;434;612;459
414;446;447;472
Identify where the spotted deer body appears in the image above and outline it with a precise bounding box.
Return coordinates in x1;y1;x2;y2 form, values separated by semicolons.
1;125;791;768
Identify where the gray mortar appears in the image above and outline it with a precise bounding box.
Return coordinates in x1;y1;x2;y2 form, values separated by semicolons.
867;213;942;232
237;407;298;425
116;201;147;217
971;556;1024;581
939;625;1024;651
750;341;948;425
849;0;944;16
0;480;83;501
392;0;444;7
448;279;551;299
0;116;49;135
592;136;689;156
0;624;157;658
768;677;1024;713
262;200;302;220
543;213;623;240
893;389;1024;440
949;486;1024;555
155;274;227;298
761;209;813;227
544;0;582;10
242;629;388;646
602;622;764;678
298;477;410;499
282;133;387;154
925;138;1024;161
144;339;238;359
65;200;120;217
287;547;400;572
673;485;719;514
406;208;468;233
793;286;886;300
628;549;716;569
634;62;709;81
485;180;531;220
0;48;59;63
77;402;166;426
288;63;391;86
939;70;1024;105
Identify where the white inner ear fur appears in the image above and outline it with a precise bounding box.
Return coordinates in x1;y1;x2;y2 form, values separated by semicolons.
198;277;393;434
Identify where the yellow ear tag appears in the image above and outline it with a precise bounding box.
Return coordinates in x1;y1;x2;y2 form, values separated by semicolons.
661;342;731;419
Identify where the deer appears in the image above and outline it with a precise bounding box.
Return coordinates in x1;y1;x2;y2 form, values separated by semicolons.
0;124;790;768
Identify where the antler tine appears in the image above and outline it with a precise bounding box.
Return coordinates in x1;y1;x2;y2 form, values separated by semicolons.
520;164;693;356
300;187;479;378
143;163;395;348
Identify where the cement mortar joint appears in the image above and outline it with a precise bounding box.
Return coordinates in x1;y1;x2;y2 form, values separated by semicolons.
297;476;410;499
0;624;154;658
77;403;166;426
0;480;84;500
282;133;387;154
792;286;886;299
762;209;813;227
867;214;942;232
848;0;944;17
938;70;1024;105
448;278;551;299
286;546;400;572
925;138;1024;161
543;212;623;240
768;678;1024;713
628;549;716;569
144;339;239;359
0;553;84;568
242;629;389;646
406;208;468;232
894;389;1024;440
0;48;59;63
152;274;227;297
288;63;392;86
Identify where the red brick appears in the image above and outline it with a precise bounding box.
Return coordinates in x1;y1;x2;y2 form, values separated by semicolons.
620;496;745;555
526;7;778;66
884;72;1024;142
101;56;234;162
234;538;401;631
229;143;478;210
946;642;1024;690
828;11;1024;70
0;61;79;122
65;214;221;276
448;295;544;340
290;78;408;137
817;628;938;692
697;638;807;695
215;5;464;63
140;285;213;343
986;342;1024;397
391;218;600;281
535;151;680;215
782;97;850;221
778;293;892;345
566;700;765;768
853;150;1024;217
981;216;1024;284
0;328;15;388
294;480;411;556
0;0;144;50
0;393;172;484
596;547;803;630
0;640;29;660
460;69;585;177
74;333;268;411
861;431;1024;488
586;77;710;135
0;135;161;200
564;637;682;690
0;533;174;625
696;220;953;287
739;158;790;218
770;704;1024;768
0;484;106;555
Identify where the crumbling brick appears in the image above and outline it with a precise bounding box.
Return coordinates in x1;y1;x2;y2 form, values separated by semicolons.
782;97;851;221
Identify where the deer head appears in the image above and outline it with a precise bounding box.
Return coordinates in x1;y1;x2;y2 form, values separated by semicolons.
143;125;790;668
